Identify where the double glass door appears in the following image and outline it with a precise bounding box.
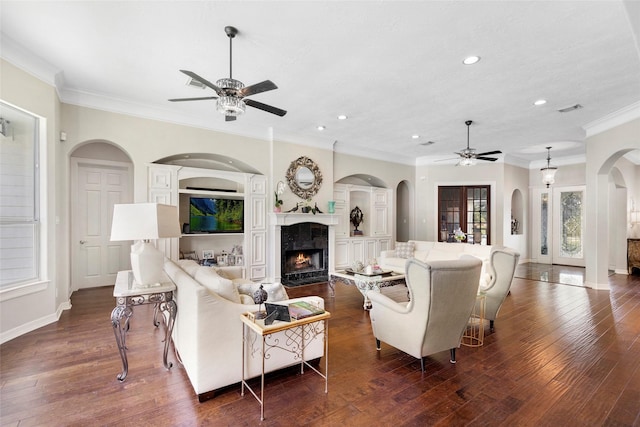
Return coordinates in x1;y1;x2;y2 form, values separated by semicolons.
533;186;585;267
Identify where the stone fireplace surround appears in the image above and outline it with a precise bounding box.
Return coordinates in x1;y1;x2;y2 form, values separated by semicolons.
269;213;339;286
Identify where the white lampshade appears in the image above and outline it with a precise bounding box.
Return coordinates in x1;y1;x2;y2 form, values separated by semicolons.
110;203;180;287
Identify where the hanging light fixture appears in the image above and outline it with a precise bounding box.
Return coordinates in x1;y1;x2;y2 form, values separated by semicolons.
216;28;246;117
540;146;558;188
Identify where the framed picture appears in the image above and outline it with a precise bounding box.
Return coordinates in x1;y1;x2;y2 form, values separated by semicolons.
217;255;228;266
202;249;214;260
235;255;244;266
227;254;236;266
181;251;199;261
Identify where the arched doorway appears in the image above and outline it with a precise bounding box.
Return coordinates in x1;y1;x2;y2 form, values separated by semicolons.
70;141;133;290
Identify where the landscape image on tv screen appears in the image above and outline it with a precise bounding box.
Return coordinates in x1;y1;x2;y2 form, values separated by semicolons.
189;198;244;233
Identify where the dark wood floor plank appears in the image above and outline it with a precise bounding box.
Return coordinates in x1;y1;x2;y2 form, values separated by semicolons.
1;267;639;425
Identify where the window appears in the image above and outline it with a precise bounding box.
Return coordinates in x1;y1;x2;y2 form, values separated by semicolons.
438;185;491;244
0;101;40;289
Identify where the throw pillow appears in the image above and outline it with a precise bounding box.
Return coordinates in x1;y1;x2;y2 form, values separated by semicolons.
236;282;290;302
194;267;241;304
395;241;415;259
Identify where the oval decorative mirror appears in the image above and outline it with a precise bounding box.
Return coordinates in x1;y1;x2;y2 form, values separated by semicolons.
286;156;323;199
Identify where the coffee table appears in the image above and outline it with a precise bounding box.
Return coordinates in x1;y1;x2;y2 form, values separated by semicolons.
329;270;406;309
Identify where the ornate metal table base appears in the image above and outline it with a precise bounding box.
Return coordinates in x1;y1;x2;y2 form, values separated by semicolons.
111;271;177;381
241;311;330;421
329;272;407;309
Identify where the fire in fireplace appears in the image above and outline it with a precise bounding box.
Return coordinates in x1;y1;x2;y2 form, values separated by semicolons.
285;248;324;274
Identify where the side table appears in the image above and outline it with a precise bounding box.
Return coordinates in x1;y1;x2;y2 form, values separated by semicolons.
461;292;486;347
240;309;330;420
111;270;177;381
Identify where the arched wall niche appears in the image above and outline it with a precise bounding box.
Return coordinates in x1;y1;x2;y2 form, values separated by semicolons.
335;173;387;188
153;152;261;174
396;180;412;241
511;189;523;235
70;140;132;163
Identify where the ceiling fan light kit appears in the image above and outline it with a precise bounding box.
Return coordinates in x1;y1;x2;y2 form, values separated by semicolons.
453;120;502;166
168;25;286;120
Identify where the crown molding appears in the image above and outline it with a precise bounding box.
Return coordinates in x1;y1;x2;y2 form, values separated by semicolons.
584;101;640;137
0;33;62;89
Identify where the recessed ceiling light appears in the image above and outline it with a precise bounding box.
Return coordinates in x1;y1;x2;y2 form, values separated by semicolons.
411;134;420;139
317;125;326;131
337;114;348;120
534;99;547;106
463;56;481;65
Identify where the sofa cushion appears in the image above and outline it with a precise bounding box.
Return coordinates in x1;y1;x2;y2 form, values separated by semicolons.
426;249;456;262
177;259;201;277
413;250;430;262
239;294;255;305
395;241;415;259
236;282;289;303
194;267;241;304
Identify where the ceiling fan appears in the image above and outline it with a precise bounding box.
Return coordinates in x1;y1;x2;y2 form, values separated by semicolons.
168;26;287;121
439;120;502;165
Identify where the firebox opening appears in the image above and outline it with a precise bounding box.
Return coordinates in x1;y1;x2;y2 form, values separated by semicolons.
281;222;329;287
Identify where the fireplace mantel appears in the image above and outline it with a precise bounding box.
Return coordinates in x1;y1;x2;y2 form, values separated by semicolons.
269;213;340;227
268;213;340;284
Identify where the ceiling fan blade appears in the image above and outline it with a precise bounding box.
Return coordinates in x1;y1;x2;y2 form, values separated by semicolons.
179;70;224;96
168;96;218;102
240;80;278;97
476;156;499;162
245;99;287;117
225;115;236;122
475;150;502;156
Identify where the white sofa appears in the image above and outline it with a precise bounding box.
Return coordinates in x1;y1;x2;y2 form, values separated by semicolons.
379;241;496;288
163;259;325;401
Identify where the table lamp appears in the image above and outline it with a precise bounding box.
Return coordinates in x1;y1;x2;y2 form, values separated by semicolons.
110;203;181;287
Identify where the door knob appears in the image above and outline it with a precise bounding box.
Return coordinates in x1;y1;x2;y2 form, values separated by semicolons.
79;240;87;244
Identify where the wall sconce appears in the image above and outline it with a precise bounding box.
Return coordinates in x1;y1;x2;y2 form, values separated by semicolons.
540;146;558;188
0;117;13;139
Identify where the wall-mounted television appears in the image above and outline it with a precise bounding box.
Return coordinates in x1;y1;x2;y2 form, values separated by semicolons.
189;197;244;233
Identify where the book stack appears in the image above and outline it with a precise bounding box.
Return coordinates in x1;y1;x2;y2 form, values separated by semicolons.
288;301;325;320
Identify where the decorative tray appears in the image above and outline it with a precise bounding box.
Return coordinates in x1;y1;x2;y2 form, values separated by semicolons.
344;268;392;276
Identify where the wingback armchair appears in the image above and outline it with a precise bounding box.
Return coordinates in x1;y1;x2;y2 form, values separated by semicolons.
480;247;520;331
368;256;482;370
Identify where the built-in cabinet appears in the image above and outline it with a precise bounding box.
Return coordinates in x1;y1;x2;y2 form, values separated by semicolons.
147;164;267;281
333;183;392;269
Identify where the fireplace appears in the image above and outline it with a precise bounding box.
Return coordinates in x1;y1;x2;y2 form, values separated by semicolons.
281;223;328;286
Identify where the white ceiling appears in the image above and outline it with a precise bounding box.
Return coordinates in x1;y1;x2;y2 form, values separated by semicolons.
1;1;639;166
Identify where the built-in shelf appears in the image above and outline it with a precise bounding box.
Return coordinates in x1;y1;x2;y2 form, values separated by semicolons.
178;189;244;198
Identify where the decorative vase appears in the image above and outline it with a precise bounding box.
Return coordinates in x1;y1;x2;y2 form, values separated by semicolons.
274;206;281;213
328;201;335;214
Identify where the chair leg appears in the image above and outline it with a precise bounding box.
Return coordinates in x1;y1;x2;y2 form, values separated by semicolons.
420;357;425;372
376;339;381;351
450;348;456;364
490;320;495;332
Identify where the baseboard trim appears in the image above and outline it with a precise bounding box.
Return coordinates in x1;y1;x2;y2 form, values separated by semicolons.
0;299;72;344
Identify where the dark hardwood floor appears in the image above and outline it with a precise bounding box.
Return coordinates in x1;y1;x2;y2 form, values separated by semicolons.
2;271;640;426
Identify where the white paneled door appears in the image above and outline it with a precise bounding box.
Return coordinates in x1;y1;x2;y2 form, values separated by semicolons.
71;159;132;290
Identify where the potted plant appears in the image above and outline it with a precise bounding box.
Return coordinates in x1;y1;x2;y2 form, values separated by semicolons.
274;191;283;213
